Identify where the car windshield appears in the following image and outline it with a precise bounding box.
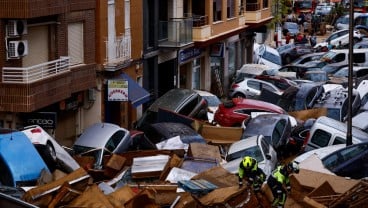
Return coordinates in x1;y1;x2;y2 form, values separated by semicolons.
72;145;112;169
333;68;348;77
322;143;368;170
226;145;264;162
262;50;282;65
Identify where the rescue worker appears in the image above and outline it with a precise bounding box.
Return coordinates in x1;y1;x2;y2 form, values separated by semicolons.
267;161;300;208
238;156;266;192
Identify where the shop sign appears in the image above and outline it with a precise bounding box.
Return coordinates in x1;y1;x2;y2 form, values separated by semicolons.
210;43;224;57
108;79;128;101
179;47;202;63
24;112;57;129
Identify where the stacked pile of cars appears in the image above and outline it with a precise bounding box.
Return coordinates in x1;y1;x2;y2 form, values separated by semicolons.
3;26;368;206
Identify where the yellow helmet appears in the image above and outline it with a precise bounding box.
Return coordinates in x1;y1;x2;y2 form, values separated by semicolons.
242;156;254;169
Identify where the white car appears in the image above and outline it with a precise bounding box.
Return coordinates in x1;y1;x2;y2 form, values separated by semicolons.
221;135;278;177
314;29;363;48
22;125;80;172
253;43;282;70
229;77;283;99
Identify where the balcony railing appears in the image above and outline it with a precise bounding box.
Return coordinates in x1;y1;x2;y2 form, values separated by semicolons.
105;31;131;65
193;15;209;27
2;56;70;84
246;3;261;11
159;17;193;47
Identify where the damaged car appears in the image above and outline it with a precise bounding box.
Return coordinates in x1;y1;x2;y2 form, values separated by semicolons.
221;135;278;177
68;122;131;170
214;98;286;127
0;128;49;187
21;125;80;172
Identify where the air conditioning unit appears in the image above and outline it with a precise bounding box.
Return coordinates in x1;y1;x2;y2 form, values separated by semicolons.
7;40;28;58
7;20;27;37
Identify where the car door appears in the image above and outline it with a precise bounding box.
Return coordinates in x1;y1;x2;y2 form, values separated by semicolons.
246;80;262;98
258;136;278;176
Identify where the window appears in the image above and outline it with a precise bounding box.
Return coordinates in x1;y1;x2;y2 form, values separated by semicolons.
105;130;126;152
333;53;345;62
353;53;366;63
227;0;236;18
272;119;286;146
179;97;199;115
311;129;331;147
263;0;268;8
68;22;84;65
248;80;261;90
213;0;222;22
333;136;345;145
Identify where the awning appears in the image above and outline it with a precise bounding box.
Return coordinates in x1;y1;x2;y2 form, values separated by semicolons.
119;73;150;108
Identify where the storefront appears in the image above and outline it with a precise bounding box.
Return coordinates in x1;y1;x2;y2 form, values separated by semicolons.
178;47;204;90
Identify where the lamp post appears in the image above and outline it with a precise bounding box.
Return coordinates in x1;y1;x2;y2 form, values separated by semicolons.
347;0;353;146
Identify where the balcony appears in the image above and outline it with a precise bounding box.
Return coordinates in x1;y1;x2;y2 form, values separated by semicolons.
244;2;273;24
2;57;70;83
0;57;96;112
159;17;193;48
104;32;132;71
193;15;247;42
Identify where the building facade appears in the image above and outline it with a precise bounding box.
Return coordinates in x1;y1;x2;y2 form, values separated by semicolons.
141;0;273;102
0;1;97;146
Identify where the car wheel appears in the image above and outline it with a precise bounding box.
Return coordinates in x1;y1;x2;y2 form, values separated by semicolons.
41;142;57;169
232;93;245;98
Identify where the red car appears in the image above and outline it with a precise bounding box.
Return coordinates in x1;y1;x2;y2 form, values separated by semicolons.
214;98;287;127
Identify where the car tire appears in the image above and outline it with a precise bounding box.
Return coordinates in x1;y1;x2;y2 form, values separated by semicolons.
41;142;57;170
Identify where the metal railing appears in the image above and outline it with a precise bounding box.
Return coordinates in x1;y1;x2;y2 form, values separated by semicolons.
2;56;70;83
246;3;261;11
159;17;193;46
105;31;131;64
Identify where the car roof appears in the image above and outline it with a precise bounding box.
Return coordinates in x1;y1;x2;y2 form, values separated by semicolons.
227;135;259;155
293;144;346;164
148;88;199;112
74;123;128;148
243;114;289;136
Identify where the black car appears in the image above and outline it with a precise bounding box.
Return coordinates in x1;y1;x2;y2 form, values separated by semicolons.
322;142;368;179
135;88;208;131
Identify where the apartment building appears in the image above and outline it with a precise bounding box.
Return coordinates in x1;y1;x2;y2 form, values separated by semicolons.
141;0;273;100
0;1;97;146
95;0;150;130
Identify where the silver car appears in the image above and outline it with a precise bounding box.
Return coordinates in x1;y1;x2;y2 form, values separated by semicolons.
71;122;131;169
221;135;278;177
229;77;283;99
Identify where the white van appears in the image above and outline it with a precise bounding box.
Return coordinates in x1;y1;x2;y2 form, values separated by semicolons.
304;116;368;152
253;43;282;70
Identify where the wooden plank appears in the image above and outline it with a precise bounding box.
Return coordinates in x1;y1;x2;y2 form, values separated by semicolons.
198;125;242;144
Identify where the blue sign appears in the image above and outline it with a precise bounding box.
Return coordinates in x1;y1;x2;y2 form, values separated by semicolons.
179;48;202;63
